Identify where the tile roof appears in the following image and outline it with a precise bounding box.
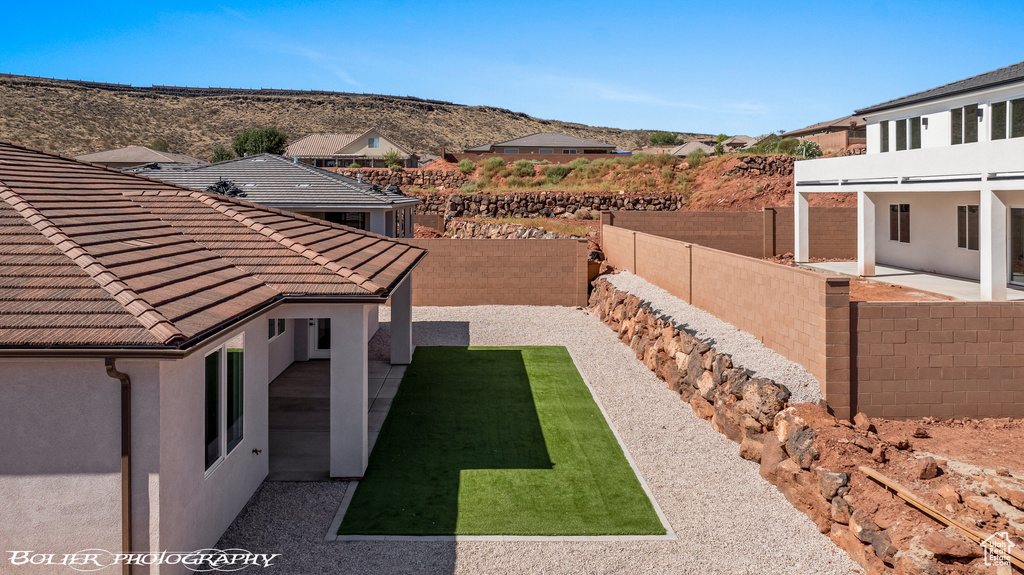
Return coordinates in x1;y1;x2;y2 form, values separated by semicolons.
74;146;208;165
132;154;420;209
855;60;1024;115
782;115;866;138
285;133;360;158
465;132;616;152
668;141;714;156
0;142;426;349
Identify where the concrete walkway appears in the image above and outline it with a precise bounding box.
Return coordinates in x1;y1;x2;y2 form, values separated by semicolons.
268;360;405;481
804;261;1024;301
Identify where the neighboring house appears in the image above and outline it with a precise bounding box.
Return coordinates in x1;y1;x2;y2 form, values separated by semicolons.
133;153;420;238
0;141;425;569
794;60;1024;300
75;145;209;168
464;132;617;155
668;141;714;157
721;135;759;150
285;129;418;168
783;115;867;152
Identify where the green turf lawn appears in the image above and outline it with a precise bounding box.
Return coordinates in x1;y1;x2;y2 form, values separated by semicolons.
337;345;665;536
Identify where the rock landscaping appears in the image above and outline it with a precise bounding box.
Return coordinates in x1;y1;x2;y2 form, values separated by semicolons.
325;167;470;190
416;191;688;219
589;276;1024;575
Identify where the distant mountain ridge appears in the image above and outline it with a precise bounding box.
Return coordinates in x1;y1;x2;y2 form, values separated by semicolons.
0;73;707;161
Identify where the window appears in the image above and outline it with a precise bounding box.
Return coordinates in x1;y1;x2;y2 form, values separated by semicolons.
889;204;910;243
268;318;287;340
951;105;978;144
910;116;922;149
561;149;578;154
504;148;519;153
539;149;554;154
992;102;1007;140
880;120;889;152
204;333;245;473
368;137;380;148
895;119;907;151
1012;98;1024;138
957;205;979;251
325;211;366;230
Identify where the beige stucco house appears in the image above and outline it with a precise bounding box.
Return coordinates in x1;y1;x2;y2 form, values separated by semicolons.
285;129;418;168
0;141;425;572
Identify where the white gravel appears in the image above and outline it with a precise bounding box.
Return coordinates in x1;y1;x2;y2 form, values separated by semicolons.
606;271;824;405
218;304;859;574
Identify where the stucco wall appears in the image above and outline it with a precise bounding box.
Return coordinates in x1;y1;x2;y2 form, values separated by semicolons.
268;318;297;382
872;191;981;280
0;358;161;571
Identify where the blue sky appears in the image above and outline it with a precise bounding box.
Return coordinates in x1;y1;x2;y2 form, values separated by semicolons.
2;1;1022;137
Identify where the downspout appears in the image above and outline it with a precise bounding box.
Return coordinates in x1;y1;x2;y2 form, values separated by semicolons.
105;358;132;575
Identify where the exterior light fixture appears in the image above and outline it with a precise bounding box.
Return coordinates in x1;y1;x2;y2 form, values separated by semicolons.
922;118;928;128
977;108;984;119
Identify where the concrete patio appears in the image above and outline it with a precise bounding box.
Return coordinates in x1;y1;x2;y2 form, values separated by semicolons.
803;261;1024;301
268;360;406;481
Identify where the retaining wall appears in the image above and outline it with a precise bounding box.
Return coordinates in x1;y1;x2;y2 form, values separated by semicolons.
324;167;469;191
602;225;852;418
400;238;588;307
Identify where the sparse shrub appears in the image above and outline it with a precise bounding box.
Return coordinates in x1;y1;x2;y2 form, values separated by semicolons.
539;160;551;165
506;175;526;187
648;131;680;146
456;159;475;174
149;139;170;152
210;145;233;163
660;167;675;182
483;157;505;170
793;140;823;159
498;168;512;177
776;137;800;155
627;152;652;166
383;149;403;170
348;162;361;168
568;157;590;171
459;182;476;194
652;153;678;167
546;165;572;184
511;159;535;177
232;126;288;156
686;148;709;168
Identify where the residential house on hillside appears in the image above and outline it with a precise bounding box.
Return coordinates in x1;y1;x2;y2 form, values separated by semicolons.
134;153;420;238
668;141;714;157
783;115;867;151
794;60;1024;300
0;141;425;569
464;132;617;155
286;129;418;168
75;145;208;168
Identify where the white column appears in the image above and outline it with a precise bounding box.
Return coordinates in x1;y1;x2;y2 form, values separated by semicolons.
330;304;369;478
368;211;385;235
794;189;810;262
980;187;1008;301
405;207;414;238
857;191;876;276
390;278;413;365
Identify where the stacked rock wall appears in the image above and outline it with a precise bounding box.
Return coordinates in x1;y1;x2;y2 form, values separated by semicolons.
726;155;796;177
446;218;584;240
588;278;907;575
325;167;469;190
416;192;686;219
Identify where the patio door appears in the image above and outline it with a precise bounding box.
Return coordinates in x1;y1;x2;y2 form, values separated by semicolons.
309;319;331;359
1011;209;1024;286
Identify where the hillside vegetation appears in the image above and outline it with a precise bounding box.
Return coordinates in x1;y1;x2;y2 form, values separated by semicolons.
0;74;706;159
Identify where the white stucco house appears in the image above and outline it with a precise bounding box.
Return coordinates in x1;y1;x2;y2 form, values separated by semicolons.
794;60;1024;300
0;141;425;571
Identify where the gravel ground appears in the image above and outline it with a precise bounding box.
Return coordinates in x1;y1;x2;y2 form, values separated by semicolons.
218;302;859;574
606;271;824;405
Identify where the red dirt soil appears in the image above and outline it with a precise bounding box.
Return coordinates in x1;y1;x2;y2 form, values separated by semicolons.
684;156;856;211
803;402;1024;573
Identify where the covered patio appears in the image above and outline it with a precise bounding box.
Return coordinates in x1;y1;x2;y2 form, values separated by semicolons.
802;261;1024;301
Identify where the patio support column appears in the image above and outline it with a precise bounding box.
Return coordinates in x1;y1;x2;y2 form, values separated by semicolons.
794;189;810;262
857;191;876;276
330;304;369;478
368;211;385;235
385;210;396;237
980;187;1008;301
390;277;413;365
406;207;414;238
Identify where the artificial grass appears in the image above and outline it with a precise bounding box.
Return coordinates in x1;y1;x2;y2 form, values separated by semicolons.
337;345;665;536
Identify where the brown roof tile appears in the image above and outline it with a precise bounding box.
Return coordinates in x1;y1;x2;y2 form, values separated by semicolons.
0;141;426;349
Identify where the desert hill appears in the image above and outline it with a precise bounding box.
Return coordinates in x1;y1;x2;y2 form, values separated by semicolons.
0;74;706;160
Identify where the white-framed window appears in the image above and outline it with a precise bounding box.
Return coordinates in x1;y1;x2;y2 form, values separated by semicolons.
950;104;979;145
205;333;244;474
990;98;1024;140
957;205;979;250
268;318;287;341
880;120;889;152
894;118;921;151
504;148;519;153
889;204;910;243
368;137;380;148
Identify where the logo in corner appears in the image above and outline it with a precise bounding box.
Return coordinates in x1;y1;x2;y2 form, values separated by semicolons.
981;532;1015;567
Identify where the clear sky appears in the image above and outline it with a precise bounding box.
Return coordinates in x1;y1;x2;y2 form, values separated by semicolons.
2;1;1022;137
